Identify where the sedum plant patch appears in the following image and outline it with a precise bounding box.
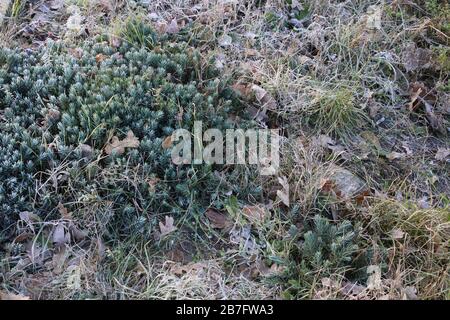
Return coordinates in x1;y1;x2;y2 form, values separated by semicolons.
0;26;260;239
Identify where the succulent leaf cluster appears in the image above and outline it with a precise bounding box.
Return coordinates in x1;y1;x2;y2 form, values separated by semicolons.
0;30;258;236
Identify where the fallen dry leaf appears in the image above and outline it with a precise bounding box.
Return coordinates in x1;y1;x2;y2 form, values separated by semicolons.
96;237;106;258
251;84;277;110
97;0;113;12
155;21;168;34
0;1;10;24
214;53;226;70
406;82;445;134
314;134;349;158
53;223;69;246
148;12;159;21
46;109;61;122
0;290;30;300
365;5;382;31
110;36;122;48
245;105;268;123
276;176;290;206
407;82;436;112
95;53;107;63
244;48;258;57
423;100;446;134
419;197;431;209
68;47;83;59
170;262;206;276
258;262;286;277
26;240;50;266
402;142;413;155
368;100;381;118
252;84;266;100
218;34;232;47
360;130;382;152
386;151;406;161
80;143;93;158
66;11;83;33
242;205;269;224
435;148;450;161
205;208;233;229
269;263;286;275
314;134;335;148
162;135;173;149
232;82;252;98
341;281;366;296
19;211;41;224
105;130;140;155
352;4;383;46
321;277;341;289
69;224;88;242
408;85;423;111
391;228;405;240
366;265;382;290
147;177;160;193
159;216;177;238
52;246;67;275
14;232;33;243
402;43;433;72
403;286;418;300
298;55;313;64
57;202;71;219
166;247;186;263
166;18;179;34
66;265;81;290
19;211;41;233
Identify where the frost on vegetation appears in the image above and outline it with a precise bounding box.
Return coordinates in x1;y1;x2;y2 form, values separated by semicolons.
0;24;260;236
66;5;83;33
